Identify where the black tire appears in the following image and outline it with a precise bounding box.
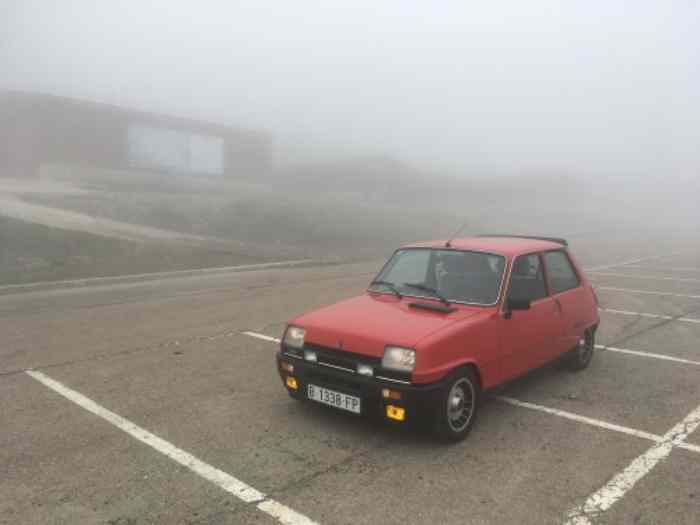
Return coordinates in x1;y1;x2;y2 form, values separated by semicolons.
565;328;595;371
434;367;480;442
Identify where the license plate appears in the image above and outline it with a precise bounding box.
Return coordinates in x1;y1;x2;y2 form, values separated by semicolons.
307;384;361;414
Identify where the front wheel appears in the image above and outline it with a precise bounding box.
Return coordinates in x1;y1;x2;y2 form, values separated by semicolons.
565;328;595;371
434;368;480;442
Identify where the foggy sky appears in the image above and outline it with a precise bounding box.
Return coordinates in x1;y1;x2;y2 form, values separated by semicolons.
2;1;699;176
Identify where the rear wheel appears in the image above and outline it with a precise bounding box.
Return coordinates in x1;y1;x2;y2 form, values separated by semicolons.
565;328;595;371
434;368;480;442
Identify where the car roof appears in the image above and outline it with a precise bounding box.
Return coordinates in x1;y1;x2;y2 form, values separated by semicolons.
402;236;566;257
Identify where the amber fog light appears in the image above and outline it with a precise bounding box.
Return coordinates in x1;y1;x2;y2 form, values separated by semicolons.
386;405;405;421
286;377;298;390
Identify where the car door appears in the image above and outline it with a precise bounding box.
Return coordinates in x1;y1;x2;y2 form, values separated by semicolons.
542;250;586;358
498;253;561;380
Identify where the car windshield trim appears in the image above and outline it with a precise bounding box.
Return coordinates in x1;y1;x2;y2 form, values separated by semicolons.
367;247;508;307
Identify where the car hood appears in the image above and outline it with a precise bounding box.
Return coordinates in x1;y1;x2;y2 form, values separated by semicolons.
292;293;485;358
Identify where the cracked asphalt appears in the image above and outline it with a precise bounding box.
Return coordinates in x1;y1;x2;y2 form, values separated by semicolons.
1;239;699;524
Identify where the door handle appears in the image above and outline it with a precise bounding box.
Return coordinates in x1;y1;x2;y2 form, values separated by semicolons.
554;298;563;313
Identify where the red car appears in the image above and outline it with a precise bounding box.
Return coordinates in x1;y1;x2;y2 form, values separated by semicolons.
276;235;599;441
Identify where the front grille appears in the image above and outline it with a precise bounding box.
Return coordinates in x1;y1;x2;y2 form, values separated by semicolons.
304;342;380;370
301;342;411;384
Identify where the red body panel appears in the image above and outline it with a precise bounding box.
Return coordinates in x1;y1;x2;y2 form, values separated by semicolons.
296;294;483;358
497;295;562;379
287;237;600;389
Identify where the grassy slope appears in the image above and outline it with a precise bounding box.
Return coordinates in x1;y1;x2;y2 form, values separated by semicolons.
26;163;469;260
0;216;269;285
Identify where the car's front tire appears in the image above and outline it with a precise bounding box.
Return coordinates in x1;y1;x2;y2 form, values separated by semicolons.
434;367;480;442
565;328;595;371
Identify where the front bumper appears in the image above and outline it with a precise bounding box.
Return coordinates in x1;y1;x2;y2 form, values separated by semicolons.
276;351;448;423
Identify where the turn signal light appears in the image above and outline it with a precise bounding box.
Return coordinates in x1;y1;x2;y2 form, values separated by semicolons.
386;405;405;422
286;376;298;390
382;388;401;400
280;361;294;373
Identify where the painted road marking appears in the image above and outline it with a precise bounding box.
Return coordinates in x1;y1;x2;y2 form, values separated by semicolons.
597;286;700;299
242;331;281;343
496;396;662;442
599;308;700;324
590;271;700;284
563;402;700;524
585;253;684;272
623;265;700;273
26;370;318;525
496;397;700;455
595;344;700;367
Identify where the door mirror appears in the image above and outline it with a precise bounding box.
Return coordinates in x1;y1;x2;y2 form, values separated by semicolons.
503;297;531;319
508;298;531;311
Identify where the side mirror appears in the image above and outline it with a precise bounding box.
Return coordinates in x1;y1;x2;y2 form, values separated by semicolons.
503;297;531;319
508;298;531;311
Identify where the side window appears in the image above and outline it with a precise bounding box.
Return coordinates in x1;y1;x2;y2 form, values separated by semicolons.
507;254;547;302
544;251;580;294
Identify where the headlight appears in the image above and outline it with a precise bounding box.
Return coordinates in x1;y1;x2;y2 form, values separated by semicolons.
382;346;416;372
283;325;305;349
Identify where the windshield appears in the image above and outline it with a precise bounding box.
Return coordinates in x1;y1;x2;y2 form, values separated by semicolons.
370;248;506;305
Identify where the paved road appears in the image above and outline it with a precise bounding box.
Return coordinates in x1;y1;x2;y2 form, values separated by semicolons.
2;240;699;524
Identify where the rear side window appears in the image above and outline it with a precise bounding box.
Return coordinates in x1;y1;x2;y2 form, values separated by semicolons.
544;251;580;294
507;254;548;302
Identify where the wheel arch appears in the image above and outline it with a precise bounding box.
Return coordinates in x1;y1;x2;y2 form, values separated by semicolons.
450;360;483;391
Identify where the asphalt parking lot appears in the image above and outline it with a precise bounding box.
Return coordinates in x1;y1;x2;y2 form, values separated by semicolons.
1;239;699;524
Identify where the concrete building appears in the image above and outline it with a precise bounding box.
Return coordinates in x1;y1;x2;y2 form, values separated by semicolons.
0;90;271;179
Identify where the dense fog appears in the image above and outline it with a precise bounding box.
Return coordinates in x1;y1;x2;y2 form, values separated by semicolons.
1;1;698;283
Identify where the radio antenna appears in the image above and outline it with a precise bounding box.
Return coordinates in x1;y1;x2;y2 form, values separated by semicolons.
445;219;469;248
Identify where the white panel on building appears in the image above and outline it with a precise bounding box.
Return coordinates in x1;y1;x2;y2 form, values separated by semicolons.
188;133;224;175
127;124;224;175
127;125;188;171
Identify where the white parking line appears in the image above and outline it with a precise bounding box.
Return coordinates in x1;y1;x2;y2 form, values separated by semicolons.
26;370;318;525
564;402;700;524
595;344;700;367
585;253;683;272
496;396;662;442
623;265;700;273
242;331;281;343
597;286;700;299
590;271;700;284
599;308;700;324
496;396;700;455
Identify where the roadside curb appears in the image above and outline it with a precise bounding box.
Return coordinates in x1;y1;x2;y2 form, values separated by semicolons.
0;259;336;296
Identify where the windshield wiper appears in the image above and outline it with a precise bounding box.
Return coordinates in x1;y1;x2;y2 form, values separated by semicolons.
402;282;450;306
370;279;402;299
